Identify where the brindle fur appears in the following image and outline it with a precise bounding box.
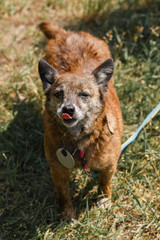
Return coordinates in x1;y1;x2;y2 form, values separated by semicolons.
38;22;123;221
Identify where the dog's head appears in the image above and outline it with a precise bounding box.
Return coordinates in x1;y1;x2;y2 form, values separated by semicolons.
38;58;114;132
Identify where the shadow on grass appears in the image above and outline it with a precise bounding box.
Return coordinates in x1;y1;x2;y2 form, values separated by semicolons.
0;99;100;239
0;100;58;239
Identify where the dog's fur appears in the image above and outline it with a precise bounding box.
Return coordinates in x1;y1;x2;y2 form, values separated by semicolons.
38;22;123;221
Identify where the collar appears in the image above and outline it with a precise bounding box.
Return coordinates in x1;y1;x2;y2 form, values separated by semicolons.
60;134;98;176
79;149;88;171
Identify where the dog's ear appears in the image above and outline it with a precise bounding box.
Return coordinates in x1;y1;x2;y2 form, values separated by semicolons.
92;58;114;91
38;59;59;93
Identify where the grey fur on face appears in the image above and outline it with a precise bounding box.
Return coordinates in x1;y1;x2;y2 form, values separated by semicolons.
46;75;103;135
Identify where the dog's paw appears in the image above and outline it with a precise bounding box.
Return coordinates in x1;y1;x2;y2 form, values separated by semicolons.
61;207;76;224
67;218;77;227
97;197;112;209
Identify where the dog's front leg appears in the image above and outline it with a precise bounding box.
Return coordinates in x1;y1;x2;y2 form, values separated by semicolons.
97;165;117;209
50;165;76;221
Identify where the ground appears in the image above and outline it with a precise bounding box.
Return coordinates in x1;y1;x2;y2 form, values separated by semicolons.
0;0;160;239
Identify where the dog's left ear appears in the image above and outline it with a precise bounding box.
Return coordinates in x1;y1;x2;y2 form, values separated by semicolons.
92;58;114;91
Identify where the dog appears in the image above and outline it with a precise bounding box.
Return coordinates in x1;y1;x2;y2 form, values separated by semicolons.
38;22;123;222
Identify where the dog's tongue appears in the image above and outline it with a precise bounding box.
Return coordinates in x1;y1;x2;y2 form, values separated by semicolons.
61;113;72;119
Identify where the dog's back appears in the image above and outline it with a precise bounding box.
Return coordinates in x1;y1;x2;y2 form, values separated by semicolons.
40;22;111;75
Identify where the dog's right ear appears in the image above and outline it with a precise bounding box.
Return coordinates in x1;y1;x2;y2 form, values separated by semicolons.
38;59;59;93
92;58;114;92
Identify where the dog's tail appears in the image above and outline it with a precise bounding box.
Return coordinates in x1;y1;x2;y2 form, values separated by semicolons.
39;22;66;39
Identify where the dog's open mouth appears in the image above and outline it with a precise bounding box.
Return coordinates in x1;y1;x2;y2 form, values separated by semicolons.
61;113;77;126
63;118;77;124
63;118;78;127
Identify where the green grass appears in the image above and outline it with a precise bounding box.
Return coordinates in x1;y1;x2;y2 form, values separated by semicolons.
0;0;160;239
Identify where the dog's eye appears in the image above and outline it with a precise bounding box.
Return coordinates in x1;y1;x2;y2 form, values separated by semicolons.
79;92;90;98
54;90;64;99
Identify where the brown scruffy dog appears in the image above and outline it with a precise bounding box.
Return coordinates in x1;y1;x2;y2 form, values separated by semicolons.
38;22;123;222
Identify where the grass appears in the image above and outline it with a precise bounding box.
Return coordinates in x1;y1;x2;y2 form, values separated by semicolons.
0;0;160;239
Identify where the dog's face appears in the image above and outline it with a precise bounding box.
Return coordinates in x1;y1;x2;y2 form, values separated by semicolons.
38;59;114;131
48;74;103;129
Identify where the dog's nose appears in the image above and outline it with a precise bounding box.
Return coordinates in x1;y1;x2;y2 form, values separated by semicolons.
62;105;75;117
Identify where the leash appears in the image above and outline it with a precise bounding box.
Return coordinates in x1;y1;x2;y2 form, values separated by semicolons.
91;102;160;178
121;102;160;152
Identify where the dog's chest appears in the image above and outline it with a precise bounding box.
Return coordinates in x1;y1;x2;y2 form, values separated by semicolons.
56;141;105;171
